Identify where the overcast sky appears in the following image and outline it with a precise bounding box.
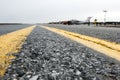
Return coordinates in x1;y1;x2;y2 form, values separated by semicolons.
0;0;120;23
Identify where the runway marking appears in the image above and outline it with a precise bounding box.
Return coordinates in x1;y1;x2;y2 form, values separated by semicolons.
41;26;120;61
0;26;35;76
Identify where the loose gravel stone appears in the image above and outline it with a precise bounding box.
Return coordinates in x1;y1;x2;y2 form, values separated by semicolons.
2;26;120;80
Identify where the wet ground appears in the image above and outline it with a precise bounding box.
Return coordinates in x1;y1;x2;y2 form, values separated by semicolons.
2;26;120;80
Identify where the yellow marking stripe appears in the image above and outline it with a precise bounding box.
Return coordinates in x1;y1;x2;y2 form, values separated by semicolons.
41;26;120;61
0;26;35;76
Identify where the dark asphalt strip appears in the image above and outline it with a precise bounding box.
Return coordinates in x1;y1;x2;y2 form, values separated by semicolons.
2;26;120;80
43;24;120;44
0;24;32;36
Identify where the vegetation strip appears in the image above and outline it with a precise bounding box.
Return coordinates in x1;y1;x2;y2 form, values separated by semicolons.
0;26;35;76
41;26;120;61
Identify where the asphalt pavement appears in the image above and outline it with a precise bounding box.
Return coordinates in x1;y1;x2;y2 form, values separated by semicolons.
43;24;120;44
2;26;120;80
0;24;31;35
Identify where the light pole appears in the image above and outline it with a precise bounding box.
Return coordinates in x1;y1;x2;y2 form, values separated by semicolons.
103;10;108;24
86;17;92;26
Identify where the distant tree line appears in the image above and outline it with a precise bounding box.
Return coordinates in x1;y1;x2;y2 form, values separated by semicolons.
49;20;120;26
49;20;82;25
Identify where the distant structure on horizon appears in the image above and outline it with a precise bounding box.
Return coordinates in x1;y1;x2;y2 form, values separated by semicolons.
48;18;120;27
49;19;83;25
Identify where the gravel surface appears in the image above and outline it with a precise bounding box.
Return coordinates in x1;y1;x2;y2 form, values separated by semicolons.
0;24;31;35
2;26;120;80
43;24;120;44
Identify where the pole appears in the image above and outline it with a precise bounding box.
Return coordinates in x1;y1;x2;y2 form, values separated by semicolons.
103;10;107;25
87;17;92;26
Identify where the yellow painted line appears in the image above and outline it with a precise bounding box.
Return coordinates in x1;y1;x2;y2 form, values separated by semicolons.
41;26;120;61
0;26;35;76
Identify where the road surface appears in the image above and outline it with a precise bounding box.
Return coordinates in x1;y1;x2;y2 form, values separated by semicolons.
0;24;120;80
43;24;120;44
0;24;31;35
